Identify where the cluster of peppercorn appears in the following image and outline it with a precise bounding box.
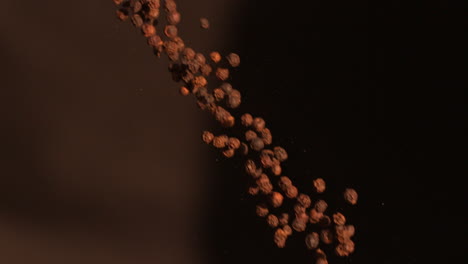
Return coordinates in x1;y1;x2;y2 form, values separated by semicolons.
112;1;358;263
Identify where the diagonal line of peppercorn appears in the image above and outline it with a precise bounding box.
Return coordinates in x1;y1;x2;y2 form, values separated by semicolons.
113;1;358;263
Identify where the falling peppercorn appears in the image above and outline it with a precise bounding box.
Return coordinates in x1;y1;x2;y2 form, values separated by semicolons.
305;232;320;250
241;113;254;127
209;51;221;63
226;53;240;67
270;192;284;208
199;17;210;29
250;137;265;151
252;117;266;131
215;67;229;81
313;178;326;193
344;188;358;205
333;212;346;226
266;214;279;228
256;204;269;218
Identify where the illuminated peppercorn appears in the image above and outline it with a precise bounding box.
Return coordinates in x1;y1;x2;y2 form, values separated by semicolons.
266;214;279;228
245;160;257;177
274;228;288;248
305;232;320;250
247;186;259;196
146;7;159;19
194;53;206;65
222;148;235;158
260;149;275;168
252;117;266;131
283;225;292;236
219;82;233;94
131;14;143;27
113;0;123;5
226;53;240;67
200;64;212;76
285;185;298;199
256;174;273;194
201;131;214;144
278;176;292;190
226;89;241;108
309;209;323;224
314;200;328;213
297;193;312;208
212;135;228;148
344;188;358;205
227;137;241;150
333;212;346;226
259;128;272;145
270;192;284;208
279;213;289;226
210;51;221;63
271;164;282;176
273;146;288;162
294;204;306;215
216;67;229;81
200;17;210;29
256;204;269;217
167;11;181;25
181;47;195;63
147;35;163;48
192;76;207;89
316;258;328;264
164;25;178;38
313;178;326;193
142;23;156;37
320;229;334;244
164;0;176;12
133;1;142;12
241;113;253;127
179;86;190;96
292;213;308;232
164;41;179;61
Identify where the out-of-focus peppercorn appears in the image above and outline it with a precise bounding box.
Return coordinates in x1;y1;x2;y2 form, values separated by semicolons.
320;229;334;244
313;178;326;193
147;35;163;48
335;241;354;257
226;89;241;108
192;76;207;88
167;11;181;25
131;14;143;27
297;193;312;208
200;17;210;29
266;214;279;228
226;53;240;67
210;51;221;63
344;188;358;205
200;64;212;76
219;82;233;94
260;149;275;168
274;228;288;248
259;128;272;145
318;215;331;227
172;36;185;51
164;25;178;38
278;176;292;190
294;204;306;215
315;248;327;259
252;117;266;131
279;213;289;226
214;106;235;127
142;24;157;37
285;185;298;199
241;113;253;127
283;225;293;236
273;146;288;162
164;0;176;12
212;135;228;148
212;88;225;101
305;232;320;250
250;137;265;151
216;67;229;81
116;9;129;21
333;212;346;226
271;164;282;176
181;47;195;63
227;137;241;150
292;213;309;232
194;53;206;65
133;1;142;12
316;258;328;264
146;7;160;19
309;209;323;224
113;0;124;5
247;185;259;196
256;174;273;194
245;160;259;178
201;131;214;144
270;192;284;208
164;41;179;61
245;127;257;139
222;148;235;158
314;200;328;213
256;204;269;217
239;142;249;155
179;86;190;96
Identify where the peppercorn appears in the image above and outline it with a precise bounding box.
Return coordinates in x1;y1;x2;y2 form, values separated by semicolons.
194;53;206;65
315;248;327;259
252;117;266;131
297;194;312;208
335;243;353;257
226;89;241;108
192;76;207;88
282;225;293;236
215;67;229;81
219;82;233;94
131;14;144;27
318;215;331;227
200;64;212;76
279;213;289;226
147;35;163;48
164;0;176;12
245;160;257;177
146;6;159;19
305;232;320;250
241;113;253;127
333;212;346;226
256;204;269;217
164;41;179;61
181;70;194;83
320;229;334;244
259;128;273;145
210;51;221;63
179;86;190;96
222;148;235;158
316;258;328;264
116;9;129;21
314;200;328;213
344;225;355;237
285;185;298;199
266;214;279;228
250;137;265;151
292;213;309;232
278;176;292;190
227;137;241;150
247;185;259;196
239;142;249;155
344;188;358;205
260;149;275;168
132;0;142;12
313;178;326;193
167;11;181;25
201;131;214;144
212;88;224;101
187;61;201;73
113;0;124;5
200;17;210;29
212;135;228;148
164;25;178;39
309;209;323;224
181;48;195;63
226;53;240;67
256;174;273;194
270;192;284;208
294;204;306;215
273;146;288;162
271;164;282;176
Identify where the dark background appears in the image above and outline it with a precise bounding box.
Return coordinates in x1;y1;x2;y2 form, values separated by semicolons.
0;1;464;264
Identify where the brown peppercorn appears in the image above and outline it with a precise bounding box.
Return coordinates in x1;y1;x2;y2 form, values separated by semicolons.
148;0;161;9
241;113;253;127
226;53;240;67
294;204;306;215
226;89;241;108
309;209;323;224
215;67;229;81
270;192;284;208
252;117;266;132
335;242;354;257
194;53;206;65
256;174;273;194
131;14;144;27
164;41;179;61
297;193;312;208
314;200;328;213
201;131;214;144
273;228;287;248
147;35;163;48
259;128;273;145
313;178;326;193
212;135;228;148
142;23;156;37
247;185;259;196
200;17;210;29
222;148;235;158
227;137;241;150
273;146;288;162
333;212;346;226
245;159;258;178
279;213;289;226
213;88;225;101
259;149;275;168
133;1;142;12
305;232;320;250
164;25;178;38
320;229;334;245
266;214;279;228
318;215;331;227
181;47;196;63
278;176;292;190
316;258;328;264
282;225;293;236
179;86;190;96
167;11;181;25
192;76;207;88
315;248;327;259
256;204;269;218
164;0;176;12
239;142;249;155
116;9;128;21
210;51;221;63
285;185;298;199
271;164;282;176
146;7;160;19
249;137;264;151
113;0;124;5
292;217;308;232
344;225;355;237
219;82;233;94
344;188;358;205
200;64;213;76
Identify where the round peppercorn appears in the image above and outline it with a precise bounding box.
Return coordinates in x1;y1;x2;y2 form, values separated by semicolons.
309;209;323;224
200;17;210;29
320;229;334;244
294;204;306;215
273;146;288;162
313;178;326;193
267;214;279;228
227;137;241;150
226;89;241;108
271;164;282;176
252;117;266;131
216;67;229;81
250;137;264;151
131;14;143;27
142;23;156;37
213;88;225;101
333;212;346;226
292;213;308;232
201;131;214;144
314;200;328;213
297;193;312;208
305;232;320;250
279;213;289;226
210;51;221;63
256;204;269;217
194;53;206;65
274;228;287;248
278;176;292;190
344;188;358;205
219;82;233;94
212;135;228;148
259;128;273;145
164;0;176;12
285;185;298;199
316;258;328;264
200;64;212;76
247;186;259;196
179;86;190;96
164;25;178;39
222;148;235;158
318;215;331;227
282;225;293;236
241;113;253;127
167;11;181;25
256;174;273;194
226;53;240;67
270;192;284;208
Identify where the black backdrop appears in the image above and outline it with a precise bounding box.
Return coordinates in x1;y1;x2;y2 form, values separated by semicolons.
0;1;464;264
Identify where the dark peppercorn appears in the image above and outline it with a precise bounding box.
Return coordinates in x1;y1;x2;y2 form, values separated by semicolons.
200;64;212;76
256;174;273;194
113;0;124;5
292;213;308;232
278;176;292;190
181;47;196;63
222;148;235;158
297;194;312;208
270;192;284;208
279;213;289;226
226;89;241;108
227;137;241;150
244;130;257;142
252;117;266;131
239;142;249;155
314;200;328;213
226;53;240;67
219;82;233;94
194;53;206;65
241;113;253;127
247;185;259;196
164;0;176;12
267;214;279;228
316;258;328;264
260;149;275;168
344;188;358;205
200;17;210;29
294;204;306;215
305;232;320;250
164;25;178;38
131;14;143;27
164;41;179;61
273;146;288;162
250;137;265;151
210;51;221;63
201;131;214;144
167;11;181;25
147;35;163;48
333;212;346;226
318;215;331;227
215;67;229;81
313;178;326;193
320;229;334;244
285;185;298;199
212;135;228;148
256;204;269;217
259;128;273;145
245;160;258;178
116;9;129;21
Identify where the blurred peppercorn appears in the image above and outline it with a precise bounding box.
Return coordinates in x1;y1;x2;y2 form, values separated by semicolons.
226;53;240;67
279;213;289;226
273;146;288;162
283;225;293;236
313;178;326;193
252;117;266;131
212;135;228;148
116;9;129;21
305;232;320;250
266;214;279;228
227;137;241;150
222;148;235;158
333;212;346;226
259;128;273;145
256;204;269;217
271;164;282;176
215;67;229;81
274;228;287;248
297;193;312;208
167;11;181;25
210;51;221;63
314;200;328;213
320;229;334;244
200;17;210;29
250;137;265;151
309;209;323;224
164;25;178;38
285;185;298;199
270;192;284;208
131;14;143;27
241;113;253;127
200;64;212;76
256;174;273;194
179;86;190;96
247;185;259;196
226;89;241;108
201;131;214;144
219;82;233;94
344;188;358;205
